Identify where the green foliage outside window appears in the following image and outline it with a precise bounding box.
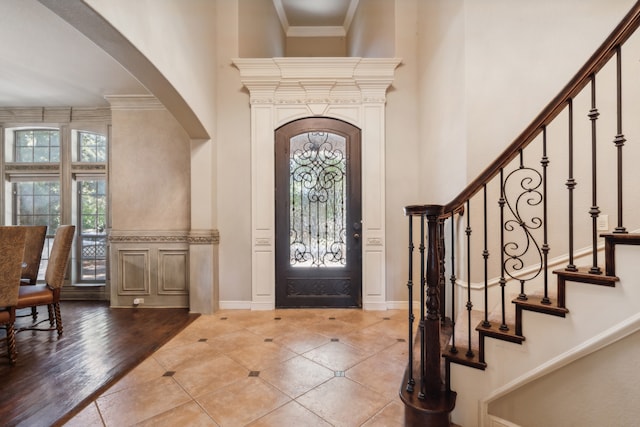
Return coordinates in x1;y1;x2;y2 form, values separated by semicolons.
15;129;60;162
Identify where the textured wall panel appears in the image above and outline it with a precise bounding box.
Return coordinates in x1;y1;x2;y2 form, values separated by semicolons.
118;250;149;294
158;250;188;294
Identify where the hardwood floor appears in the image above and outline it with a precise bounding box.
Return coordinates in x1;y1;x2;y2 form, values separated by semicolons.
0;300;198;427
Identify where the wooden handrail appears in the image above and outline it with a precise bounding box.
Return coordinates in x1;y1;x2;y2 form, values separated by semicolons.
444;1;640;215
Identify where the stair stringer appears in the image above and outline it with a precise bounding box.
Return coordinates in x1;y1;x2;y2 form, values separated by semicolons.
448;244;640;427
481;310;640;427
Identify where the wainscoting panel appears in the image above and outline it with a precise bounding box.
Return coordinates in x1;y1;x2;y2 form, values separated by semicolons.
158;250;189;295
109;230;190;308
118;250;149;294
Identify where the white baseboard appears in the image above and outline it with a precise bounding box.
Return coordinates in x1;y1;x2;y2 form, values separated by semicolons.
386;300;420;310
250;301;275;311
218;300;252;310
219;300;417;311
362;301;388;311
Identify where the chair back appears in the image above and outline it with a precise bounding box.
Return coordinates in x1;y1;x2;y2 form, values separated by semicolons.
45;225;75;290
0;227;27;307
21;225;47;285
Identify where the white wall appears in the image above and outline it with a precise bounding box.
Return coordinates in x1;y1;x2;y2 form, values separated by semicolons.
416;0;467;205
239;0;284;58
383;0;421;303
489;329;640;426
347;0;395;57
216;1;253;302
286;36;346;56
463;0;636;184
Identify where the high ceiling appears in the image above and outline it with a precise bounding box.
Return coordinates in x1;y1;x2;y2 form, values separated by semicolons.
0;0;147;108
274;0;358;36
0;0;358;109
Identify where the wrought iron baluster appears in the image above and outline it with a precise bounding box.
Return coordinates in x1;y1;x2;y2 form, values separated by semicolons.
482;185;491;327
406;213;415;392
449;212;458;355
516;151;528;301
613;45;627;234
588;75;602;274
419;213;426;399
499;168;508;331
439;217;447;324
566;98;578;271
541;126;551;305
465;200;474;357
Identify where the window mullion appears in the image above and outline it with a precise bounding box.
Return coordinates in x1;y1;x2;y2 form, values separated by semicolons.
60;125;72;225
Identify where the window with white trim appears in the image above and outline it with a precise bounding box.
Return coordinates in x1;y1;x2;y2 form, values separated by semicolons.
2;119;109;285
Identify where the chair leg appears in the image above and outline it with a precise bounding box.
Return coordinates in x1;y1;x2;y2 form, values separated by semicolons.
54;303;63;336
47;305;55;327
31;306;38;322
7;324;17;364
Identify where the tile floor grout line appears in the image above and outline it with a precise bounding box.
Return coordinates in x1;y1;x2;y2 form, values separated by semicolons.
68;309;409;426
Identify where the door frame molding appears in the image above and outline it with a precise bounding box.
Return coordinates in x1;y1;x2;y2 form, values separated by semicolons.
234;57;401;310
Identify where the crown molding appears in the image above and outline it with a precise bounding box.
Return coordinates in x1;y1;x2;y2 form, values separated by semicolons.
272;0;359;37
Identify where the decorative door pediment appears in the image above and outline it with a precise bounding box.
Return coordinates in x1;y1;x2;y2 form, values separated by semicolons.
234;57;401;310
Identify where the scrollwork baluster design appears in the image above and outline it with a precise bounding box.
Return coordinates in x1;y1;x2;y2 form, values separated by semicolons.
502;150;544;303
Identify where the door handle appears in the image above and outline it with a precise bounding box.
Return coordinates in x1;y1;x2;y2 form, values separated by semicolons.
353;233;360;239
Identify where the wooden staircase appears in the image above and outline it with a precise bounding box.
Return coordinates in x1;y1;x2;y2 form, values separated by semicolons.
399;2;640;425
442;233;633;370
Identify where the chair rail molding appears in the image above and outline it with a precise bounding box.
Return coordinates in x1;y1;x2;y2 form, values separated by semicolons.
233;57;401;310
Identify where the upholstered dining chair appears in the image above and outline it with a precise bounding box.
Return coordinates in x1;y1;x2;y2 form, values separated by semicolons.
0;226;27;363
18;225;47;321
20;225;47;286
16;225;75;336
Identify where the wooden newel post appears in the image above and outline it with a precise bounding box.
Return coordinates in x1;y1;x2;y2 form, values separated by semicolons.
424;205;444;396
401;204;456;426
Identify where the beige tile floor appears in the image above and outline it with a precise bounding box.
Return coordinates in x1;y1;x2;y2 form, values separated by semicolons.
65;308;413;427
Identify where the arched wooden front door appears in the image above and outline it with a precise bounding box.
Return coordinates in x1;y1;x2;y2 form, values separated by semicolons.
275;117;362;308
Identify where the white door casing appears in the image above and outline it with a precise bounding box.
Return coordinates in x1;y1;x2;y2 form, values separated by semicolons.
233;57;401;310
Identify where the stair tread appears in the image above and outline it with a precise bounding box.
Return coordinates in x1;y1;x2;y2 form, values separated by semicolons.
553;266;619;286
513;295;569;317
443;344;486;370
476;320;525;343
